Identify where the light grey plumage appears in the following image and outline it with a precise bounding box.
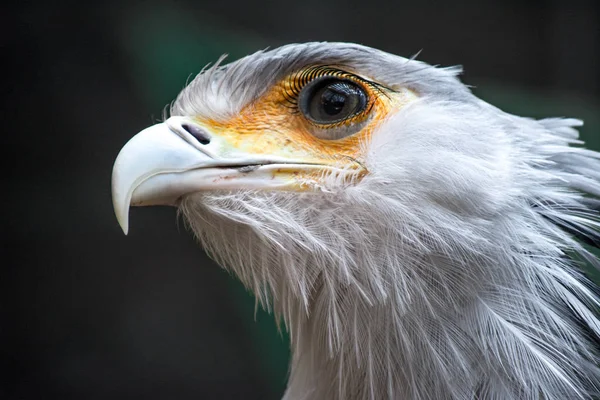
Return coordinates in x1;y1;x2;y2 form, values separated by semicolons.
113;42;600;399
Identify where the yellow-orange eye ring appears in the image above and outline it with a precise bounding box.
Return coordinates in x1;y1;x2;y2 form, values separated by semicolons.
277;66;389;138
187;64;411;160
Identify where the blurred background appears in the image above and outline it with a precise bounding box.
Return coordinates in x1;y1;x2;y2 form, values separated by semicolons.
3;0;600;399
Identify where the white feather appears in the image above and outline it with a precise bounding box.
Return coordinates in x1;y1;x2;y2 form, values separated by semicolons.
174;43;600;399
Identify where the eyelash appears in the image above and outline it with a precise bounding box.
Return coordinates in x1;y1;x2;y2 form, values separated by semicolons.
281;66;387;116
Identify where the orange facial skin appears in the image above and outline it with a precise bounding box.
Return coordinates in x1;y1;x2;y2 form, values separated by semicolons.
191;66;417;170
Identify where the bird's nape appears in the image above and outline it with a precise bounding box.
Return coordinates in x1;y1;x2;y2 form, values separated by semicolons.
112;42;600;400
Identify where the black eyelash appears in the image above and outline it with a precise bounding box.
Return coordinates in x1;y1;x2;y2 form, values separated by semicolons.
281;66;389;112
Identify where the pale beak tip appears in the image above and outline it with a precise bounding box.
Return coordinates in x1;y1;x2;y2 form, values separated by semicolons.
120;220;130;236
114;198;130;235
112;172;131;235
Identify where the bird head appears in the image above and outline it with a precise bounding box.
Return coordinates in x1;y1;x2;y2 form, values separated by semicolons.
112;42;512;304
112;42;600;399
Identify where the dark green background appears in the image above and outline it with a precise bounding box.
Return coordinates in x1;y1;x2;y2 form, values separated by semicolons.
3;1;599;399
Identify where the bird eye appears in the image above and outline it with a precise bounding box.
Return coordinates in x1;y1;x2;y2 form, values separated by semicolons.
298;77;368;125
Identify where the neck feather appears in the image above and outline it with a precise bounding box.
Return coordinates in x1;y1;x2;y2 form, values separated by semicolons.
180;187;600;400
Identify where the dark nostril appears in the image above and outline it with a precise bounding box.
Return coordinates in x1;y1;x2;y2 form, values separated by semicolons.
182;123;211;145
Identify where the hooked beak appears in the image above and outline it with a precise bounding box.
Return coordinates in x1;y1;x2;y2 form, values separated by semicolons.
111;116;346;234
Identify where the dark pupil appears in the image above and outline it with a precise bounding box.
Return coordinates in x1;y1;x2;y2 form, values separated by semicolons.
321;89;346;116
